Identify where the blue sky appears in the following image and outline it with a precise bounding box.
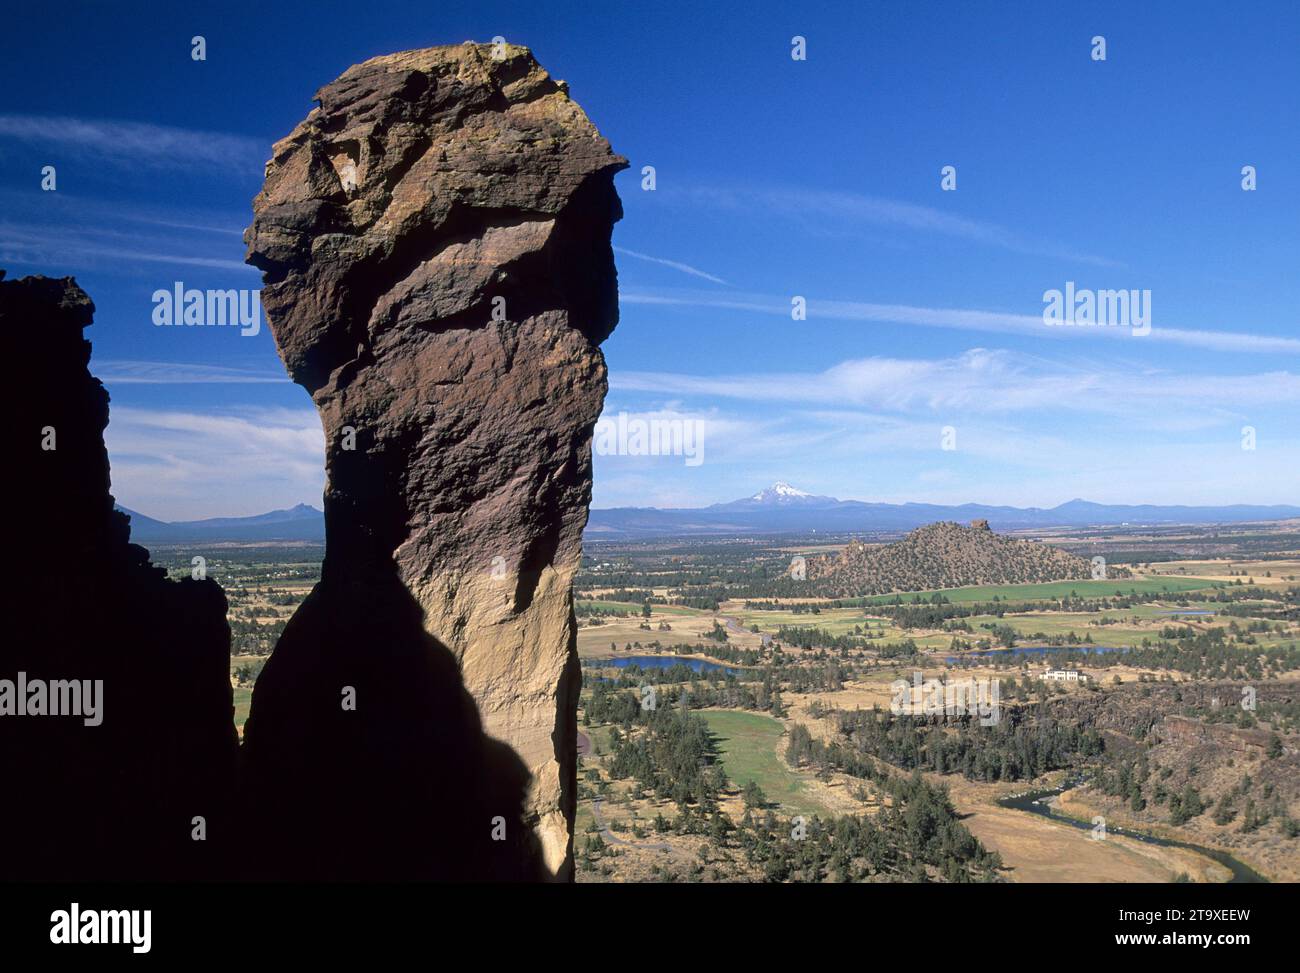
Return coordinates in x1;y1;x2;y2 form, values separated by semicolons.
2;1;1297;519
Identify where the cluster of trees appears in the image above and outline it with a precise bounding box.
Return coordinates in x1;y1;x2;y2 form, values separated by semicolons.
1096;753;1299;836
607;708;724;810
877;639;921;659
619;658;851;697
732;772;1003;883
591;640;767;668
1203;698;1300;734
582;710;1002;882
228;618;287;655
573;588;662;604
583;679;645;726
1218;586;1300;624
673;595;724;611
1092;629;1296;679
785;708;1105;783
579;776;1003;883
583;674;789;725
775;624;874;651
581;662;741;692
943;629;1299;681
879;584;1259;631
986;623;1018;648
576;602;636;619
1209;775;1298;836
232;658;265;686
744;597;896;612
770;662;845;694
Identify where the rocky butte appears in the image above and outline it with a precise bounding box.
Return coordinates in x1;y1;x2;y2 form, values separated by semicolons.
244;42;626;879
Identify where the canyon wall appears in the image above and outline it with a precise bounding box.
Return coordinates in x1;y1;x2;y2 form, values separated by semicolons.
0;272;237;879
244;43;625;878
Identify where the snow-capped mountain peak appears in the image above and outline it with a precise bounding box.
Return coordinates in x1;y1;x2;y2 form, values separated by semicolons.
750;482;817;503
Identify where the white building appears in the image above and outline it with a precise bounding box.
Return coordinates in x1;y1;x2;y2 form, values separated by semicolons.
1043;668;1088;683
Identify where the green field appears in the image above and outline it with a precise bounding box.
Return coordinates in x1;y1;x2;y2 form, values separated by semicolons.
582;723;616;756
233;688;252;732
733;608;888;635
578;599;701;616
738;582;1294;653
855;577;1217;605
701;710;831;818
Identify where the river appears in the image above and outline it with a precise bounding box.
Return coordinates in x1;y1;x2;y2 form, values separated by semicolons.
998;779;1267;883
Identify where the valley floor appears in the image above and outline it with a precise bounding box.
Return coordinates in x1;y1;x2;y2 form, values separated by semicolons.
575;545;1300;883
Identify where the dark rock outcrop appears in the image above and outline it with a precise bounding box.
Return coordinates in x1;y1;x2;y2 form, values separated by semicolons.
0;272;237;880
243;43;625;879
1157;714;1276;755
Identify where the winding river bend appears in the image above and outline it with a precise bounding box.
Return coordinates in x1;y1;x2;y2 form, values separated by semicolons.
998;781;1267;883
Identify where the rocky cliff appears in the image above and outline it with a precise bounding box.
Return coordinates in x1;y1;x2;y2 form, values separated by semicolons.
244;42;626;879
0;272;237;879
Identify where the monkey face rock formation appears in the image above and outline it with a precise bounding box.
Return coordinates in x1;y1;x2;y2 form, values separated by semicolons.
245;43;625;878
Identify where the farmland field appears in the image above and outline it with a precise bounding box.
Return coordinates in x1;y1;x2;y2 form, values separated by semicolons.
853;576;1216;604
233;688;252;734
575;526;1300;884
701;710;832;818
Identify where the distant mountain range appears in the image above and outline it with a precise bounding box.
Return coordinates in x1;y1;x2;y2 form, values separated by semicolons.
116;483;1300;544
116;503;325;543
586;482;1300;539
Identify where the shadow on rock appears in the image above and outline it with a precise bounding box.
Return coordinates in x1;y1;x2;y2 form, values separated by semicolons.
240;566;545;881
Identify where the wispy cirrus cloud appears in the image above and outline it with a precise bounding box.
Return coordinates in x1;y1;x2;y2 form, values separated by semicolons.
611;347;1300;416
0;188;249;236
672;183;1123;268
95;360;288;384
0;114;268;170
613;245;727;284
105;406;323;521
0;219;257;275
622;288;1300;356
128;218;244;237
593;389;1300;509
